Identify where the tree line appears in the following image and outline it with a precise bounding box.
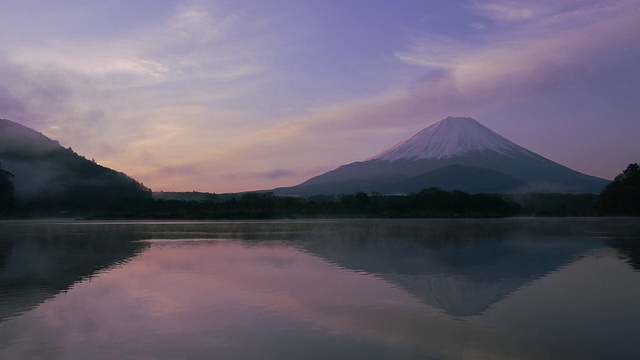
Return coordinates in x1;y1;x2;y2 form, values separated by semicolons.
0;162;14;213
597;163;640;215
93;188;520;220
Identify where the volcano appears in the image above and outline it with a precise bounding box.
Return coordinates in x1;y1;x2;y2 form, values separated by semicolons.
275;117;609;195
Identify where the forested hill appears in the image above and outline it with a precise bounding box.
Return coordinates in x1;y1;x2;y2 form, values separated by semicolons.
0;119;151;214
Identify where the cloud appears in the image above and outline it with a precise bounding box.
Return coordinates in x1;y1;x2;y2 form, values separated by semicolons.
469;0;550;22
247;0;640;137
402;1;640;85
255;169;298;180
225;169;298;181
0;83;27;121
0;57;131;161
0;61;71;124
154;164;202;177
7;4;264;88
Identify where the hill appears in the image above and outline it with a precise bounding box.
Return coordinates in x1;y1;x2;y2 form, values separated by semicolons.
0;119;151;213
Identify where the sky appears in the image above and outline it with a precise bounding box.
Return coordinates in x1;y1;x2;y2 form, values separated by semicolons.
0;0;639;193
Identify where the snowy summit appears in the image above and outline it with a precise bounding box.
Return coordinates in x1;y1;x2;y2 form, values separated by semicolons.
370;117;528;161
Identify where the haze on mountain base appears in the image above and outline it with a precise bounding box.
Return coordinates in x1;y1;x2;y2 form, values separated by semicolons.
274;117;609;195
0;118;151;213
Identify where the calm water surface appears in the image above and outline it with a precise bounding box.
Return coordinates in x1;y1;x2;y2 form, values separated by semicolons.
1;218;640;359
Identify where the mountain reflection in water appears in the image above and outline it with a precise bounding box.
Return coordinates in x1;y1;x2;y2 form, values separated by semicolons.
0;219;639;359
0;221;149;322
298;220;608;317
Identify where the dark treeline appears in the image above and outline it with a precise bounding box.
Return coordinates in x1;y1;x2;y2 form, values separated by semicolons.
597;163;640;215
94;188;520;220
504;193;600;217
93;190;613;220
0;162;15;214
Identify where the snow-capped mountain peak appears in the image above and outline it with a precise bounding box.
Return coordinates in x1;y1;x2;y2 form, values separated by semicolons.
370;117;528;161
275;115;609;195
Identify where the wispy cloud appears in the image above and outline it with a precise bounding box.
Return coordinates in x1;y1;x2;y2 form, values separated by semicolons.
469;0;550;22
256;0;640;135
400;0;640;86
225;169;298;181
7;4;264;88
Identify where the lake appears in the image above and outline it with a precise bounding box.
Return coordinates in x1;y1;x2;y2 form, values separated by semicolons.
1;218;640;359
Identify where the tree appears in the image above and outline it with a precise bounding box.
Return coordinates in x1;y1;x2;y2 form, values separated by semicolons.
0;162;15;212
616;163;640;184
597;163;640;215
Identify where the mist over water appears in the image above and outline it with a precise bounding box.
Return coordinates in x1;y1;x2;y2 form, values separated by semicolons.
1;218;639;359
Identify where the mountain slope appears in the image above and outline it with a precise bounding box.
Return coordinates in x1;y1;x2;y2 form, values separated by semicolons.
392;165;525;194
275;117;609;195
0;119;151;212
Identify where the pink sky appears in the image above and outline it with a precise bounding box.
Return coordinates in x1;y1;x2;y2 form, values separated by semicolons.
1;0;639;192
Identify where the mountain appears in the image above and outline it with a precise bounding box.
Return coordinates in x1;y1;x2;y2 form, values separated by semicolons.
0;119;151;212
275;117;609;195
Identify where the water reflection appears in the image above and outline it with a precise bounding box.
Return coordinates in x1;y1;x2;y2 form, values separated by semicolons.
481;247;640;359
0;221;148;322
607;238;640;271
303;220;623;317
0;218;639;359
0;238;563;359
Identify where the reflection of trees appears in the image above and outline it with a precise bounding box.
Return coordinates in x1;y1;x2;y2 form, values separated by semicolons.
607;238;640;271
0;240;11;270
0;223;149;323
